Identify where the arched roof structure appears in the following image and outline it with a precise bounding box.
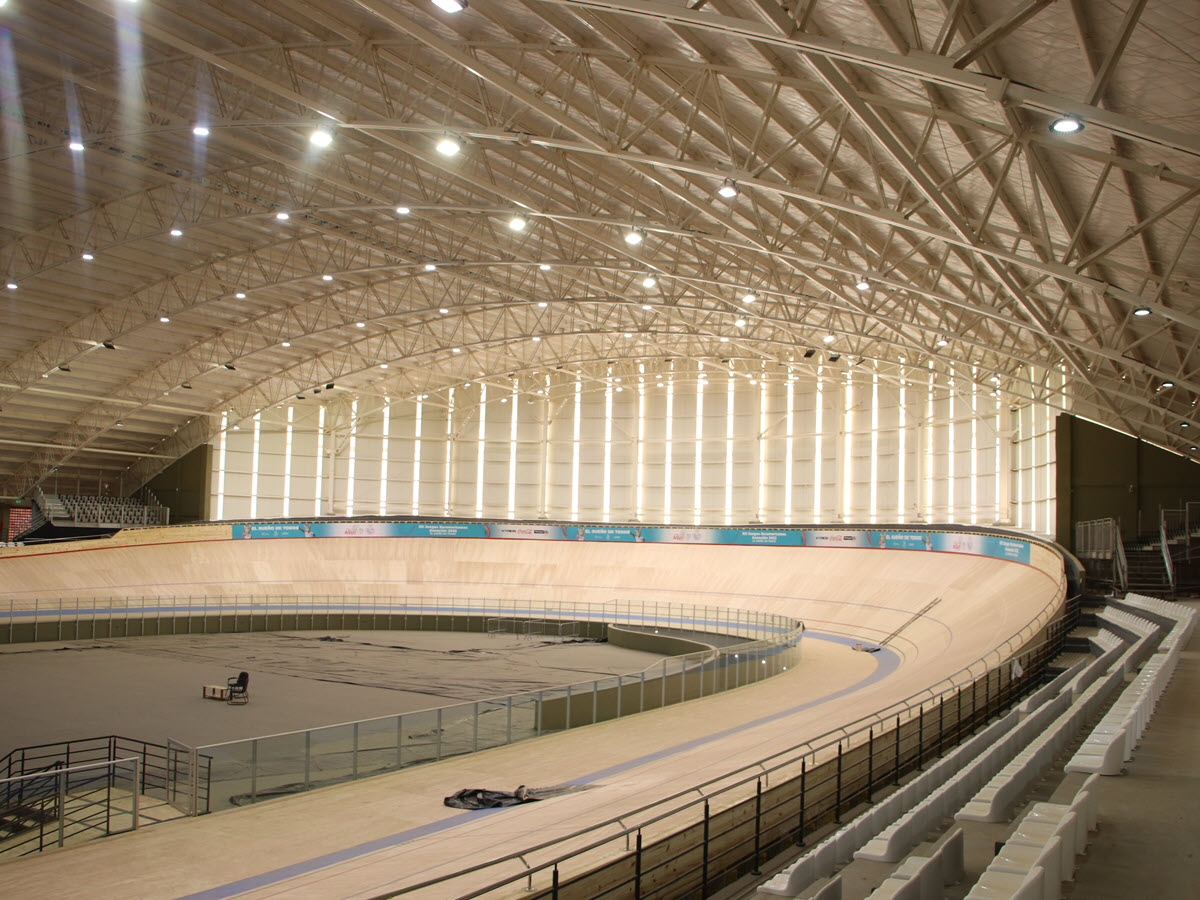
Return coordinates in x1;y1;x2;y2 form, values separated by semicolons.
1;0;1197;499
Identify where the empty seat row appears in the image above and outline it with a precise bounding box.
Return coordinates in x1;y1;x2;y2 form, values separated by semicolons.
759;708;1024;896
965;775;1098;900
865;829;964;900
955;663;1122;823
1065;638;1183;776
1119;593;1197;655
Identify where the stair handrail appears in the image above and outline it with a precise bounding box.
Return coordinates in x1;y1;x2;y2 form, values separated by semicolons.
1159;508;1176;594
1115;526;1128;592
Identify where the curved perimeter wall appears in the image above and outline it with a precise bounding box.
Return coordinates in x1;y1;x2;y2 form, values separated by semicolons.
0;522;1065;695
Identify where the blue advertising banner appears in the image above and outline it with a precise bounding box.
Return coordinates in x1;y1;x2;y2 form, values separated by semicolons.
233;521;1031;565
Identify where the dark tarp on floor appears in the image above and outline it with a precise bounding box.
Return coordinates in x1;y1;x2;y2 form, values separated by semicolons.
444;785;539;809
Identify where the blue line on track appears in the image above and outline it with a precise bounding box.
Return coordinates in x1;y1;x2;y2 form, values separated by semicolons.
175;633;897;900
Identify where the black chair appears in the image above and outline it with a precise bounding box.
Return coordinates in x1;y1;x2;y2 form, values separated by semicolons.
227;671;250;705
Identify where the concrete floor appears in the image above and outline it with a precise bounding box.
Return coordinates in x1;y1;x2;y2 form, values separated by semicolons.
0;630;667;751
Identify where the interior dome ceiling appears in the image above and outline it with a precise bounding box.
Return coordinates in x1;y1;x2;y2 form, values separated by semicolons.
0;0;1197;499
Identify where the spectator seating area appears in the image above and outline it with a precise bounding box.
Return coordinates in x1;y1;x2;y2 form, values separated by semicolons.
757;594;1196;900
15;487;169;539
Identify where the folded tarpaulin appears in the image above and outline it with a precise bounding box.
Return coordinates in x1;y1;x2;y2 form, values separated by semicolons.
444;785;538;809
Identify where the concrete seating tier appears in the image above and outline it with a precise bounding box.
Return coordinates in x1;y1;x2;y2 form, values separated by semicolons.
955;640;1130;823
758;708;1022;896
964;775;1098;900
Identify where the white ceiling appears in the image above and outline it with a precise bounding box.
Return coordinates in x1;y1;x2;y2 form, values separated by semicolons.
0;0;1197;499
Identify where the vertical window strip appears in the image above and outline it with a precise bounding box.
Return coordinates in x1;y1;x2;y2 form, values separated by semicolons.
282;407;294;518
604;374;614;522
571;377;582;521
542;375;551;518
664;372;674;524
249;412;261;519
694;370;704;525
813;366;824;523
784;376;794;525
842;371;853;522
346;399;358;517
442;390;453;516
1016;404;1025;530
314;405;326;517
947;379;955;523
636;370;645;521
869;369;879;524
216;411;228;520
897;377;906;523
995;392;1002;523
726;376;736;525
413;398;424;516
757;380;767;522
970;375;979;524
924;367;934;522
509;383;519;519
379;404;390;515
476;384;487;517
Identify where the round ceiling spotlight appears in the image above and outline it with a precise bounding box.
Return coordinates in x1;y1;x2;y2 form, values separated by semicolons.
1050;115;1084;135
309;128;334;148
742;292;757;304
508;214;528;231
855;276;870;291
717;178;739;199
1133;306;1151;316
193;125;209;137
823;333;835;344
624;227;644;246
642;275;657;289
436;134;462;156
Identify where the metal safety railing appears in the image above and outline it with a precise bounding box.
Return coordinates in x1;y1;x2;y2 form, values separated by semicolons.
134;598;803;813
0;758;141;858
359;575;1071;900
1074;517;1127;590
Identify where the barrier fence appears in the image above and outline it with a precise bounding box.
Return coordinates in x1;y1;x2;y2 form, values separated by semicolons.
0;757;141;858
16;597;801;813
360;581;1073;900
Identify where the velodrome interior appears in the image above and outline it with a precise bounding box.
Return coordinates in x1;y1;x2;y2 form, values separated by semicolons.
1;1;1198;898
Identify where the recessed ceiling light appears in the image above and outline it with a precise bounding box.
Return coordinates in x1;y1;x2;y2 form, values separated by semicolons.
452;347;461;353
355;321;366;328
170;228;183;237
235;291;246;299
81;252;93;260
309;128;333;147
425;263;438;271
69;141;84;152
439;307;449;314
432;0;467;12
193;125;209;137
538;301;548;308
936;338;949;347
642;276;656;288
276;211;290;220
396;206;410;215
625;227;644;245
532;336;541;342
509;214;527;231
1050;115;1084;135
539;264;551;271
1162;380;1176;388
322;274;333;281
823;333;835;344
1133;306;1151;316
5;282;16;290
717;178;739;199
642;304;653;311
436;135;461;156
380;363;389;369
281;341;291;347
115;421;123;427
160;316;170;323
719;336;730;343
1181;422;1190;428
735;319;746;327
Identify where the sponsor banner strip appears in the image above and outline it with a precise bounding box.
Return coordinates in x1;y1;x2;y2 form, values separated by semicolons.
232;521;1031;565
